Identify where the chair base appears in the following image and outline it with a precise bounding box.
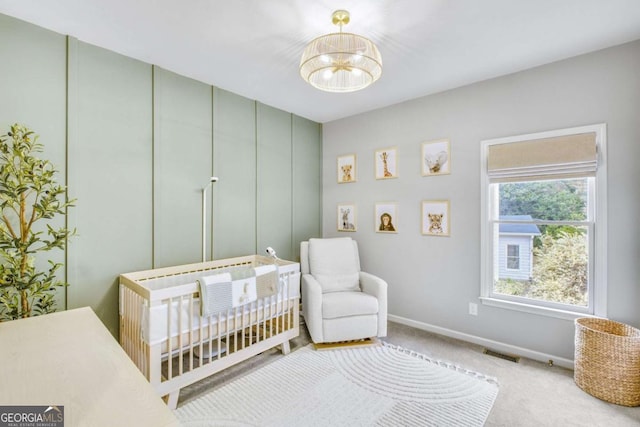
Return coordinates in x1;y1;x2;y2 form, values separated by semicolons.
313;337;380;351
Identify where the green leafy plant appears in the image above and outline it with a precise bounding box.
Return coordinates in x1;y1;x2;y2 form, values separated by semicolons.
0;124;75;321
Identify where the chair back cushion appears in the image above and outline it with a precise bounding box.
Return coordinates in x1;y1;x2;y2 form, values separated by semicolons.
308;237;360;293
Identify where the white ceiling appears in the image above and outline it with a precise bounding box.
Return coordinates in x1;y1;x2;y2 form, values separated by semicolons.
1;0;640;123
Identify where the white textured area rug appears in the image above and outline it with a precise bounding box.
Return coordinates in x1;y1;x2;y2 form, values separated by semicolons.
175;342;499;427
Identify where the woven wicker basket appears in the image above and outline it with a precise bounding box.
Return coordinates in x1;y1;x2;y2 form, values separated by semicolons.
574;317;640;406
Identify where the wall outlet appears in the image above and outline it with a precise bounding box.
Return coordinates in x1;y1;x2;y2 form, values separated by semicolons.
469;302;478;316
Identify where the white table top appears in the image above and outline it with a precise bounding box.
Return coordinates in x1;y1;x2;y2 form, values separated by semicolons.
0;307;180;427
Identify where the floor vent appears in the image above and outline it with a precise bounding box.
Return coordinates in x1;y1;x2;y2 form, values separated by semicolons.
483;348;520;363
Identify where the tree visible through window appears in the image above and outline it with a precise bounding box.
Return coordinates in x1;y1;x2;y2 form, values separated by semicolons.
493;179;590;307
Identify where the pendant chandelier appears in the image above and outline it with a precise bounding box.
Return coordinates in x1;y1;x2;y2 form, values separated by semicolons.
299;10;382;93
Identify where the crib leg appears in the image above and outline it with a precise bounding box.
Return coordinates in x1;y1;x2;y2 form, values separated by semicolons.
280;340;291;355
164;390;180;410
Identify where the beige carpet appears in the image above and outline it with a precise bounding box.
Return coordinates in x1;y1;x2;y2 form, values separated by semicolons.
177;319;640;426
176;342;498;426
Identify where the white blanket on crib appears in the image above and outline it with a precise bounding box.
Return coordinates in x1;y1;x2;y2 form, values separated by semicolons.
228;267;258;308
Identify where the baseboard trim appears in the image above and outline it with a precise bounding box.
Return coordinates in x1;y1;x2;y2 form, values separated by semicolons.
388;314;574;370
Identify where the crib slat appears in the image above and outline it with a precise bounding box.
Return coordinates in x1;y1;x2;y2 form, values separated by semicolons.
263;298;268;341
209;314;214;363
241;304;246;349
225;309;231;355
166;297;172;381
215;313;220;361
188;295;194;372
197;309;204;368
277;293;281;336
233;307;238;354
248;302;253;345
178;296;184;377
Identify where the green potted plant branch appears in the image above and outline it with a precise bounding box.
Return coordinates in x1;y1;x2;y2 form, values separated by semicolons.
0;124;75;321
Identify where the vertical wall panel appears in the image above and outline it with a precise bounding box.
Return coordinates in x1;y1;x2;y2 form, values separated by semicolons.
257;103;293;261
292;115;322;261
153;67;213;267
0;16;68;310
212;88;256;259
67;40;153;336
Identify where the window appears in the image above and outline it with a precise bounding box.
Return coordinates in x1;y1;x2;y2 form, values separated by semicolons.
506;245;520;270
480;124;607;319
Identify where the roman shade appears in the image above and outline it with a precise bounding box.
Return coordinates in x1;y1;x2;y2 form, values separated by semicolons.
487;132;597;182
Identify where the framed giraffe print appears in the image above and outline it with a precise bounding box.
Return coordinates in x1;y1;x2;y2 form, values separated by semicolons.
337;204;357;232
337;154;356;183
375;147;398;179
421;200;450;236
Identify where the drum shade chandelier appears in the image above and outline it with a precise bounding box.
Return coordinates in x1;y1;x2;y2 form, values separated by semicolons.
300;10;382;93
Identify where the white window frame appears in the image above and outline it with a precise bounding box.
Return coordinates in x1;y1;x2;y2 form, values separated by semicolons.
480;124;607;320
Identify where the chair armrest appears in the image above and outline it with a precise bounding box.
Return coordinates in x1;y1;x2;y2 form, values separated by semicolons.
359;271;388;337
301;273;324;342
359;271;387;299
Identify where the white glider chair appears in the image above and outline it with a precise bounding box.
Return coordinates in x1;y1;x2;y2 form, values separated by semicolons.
300;237;387;344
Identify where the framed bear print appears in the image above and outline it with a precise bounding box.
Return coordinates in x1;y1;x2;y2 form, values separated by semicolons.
337;154;356;183
421;200;450;236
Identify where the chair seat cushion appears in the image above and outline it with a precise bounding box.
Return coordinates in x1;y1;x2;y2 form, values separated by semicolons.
322;291;379;320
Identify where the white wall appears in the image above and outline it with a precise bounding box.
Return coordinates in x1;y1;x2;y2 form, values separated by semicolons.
322;39;640;361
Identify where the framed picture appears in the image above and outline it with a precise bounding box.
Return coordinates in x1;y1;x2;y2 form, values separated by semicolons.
375;147;397;179
375;203;398;233
337;154;356;183
421;200;450;236
422;139;451;176
337;204;357;232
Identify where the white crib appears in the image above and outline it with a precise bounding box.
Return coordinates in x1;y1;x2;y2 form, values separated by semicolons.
119;255;300;409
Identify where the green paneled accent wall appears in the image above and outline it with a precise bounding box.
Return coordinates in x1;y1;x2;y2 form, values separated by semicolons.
257;103;293;261
292;116;322;260
0;13;321;337
212;88;257;259
0;16;68;308
153;67;213;267
67;39;153;336
0;15;66;162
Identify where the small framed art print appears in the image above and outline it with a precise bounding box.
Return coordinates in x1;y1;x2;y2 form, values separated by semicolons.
422;139;450;176
337;204;357;232
375;203;398;233
337;154;356;183
375;147;397;179
421;200;450;236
